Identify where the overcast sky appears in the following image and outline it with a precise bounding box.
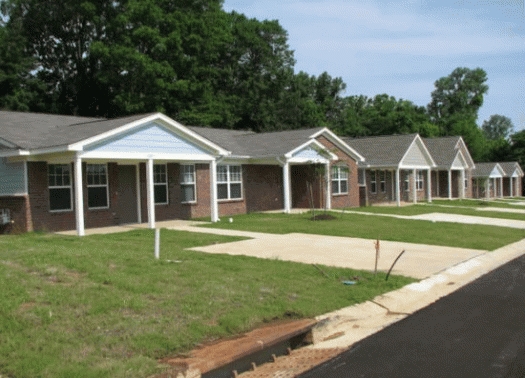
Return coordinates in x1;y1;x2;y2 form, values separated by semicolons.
223;0;525;132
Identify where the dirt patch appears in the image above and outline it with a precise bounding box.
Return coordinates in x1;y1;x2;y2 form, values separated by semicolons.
309;214;337;221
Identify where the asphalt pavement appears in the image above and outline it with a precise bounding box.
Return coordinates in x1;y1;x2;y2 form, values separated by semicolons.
300;254;525;378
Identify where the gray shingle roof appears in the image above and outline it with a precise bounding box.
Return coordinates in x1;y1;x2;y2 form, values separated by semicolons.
472;162;504;177
0;111;155;150
498;162;524;177
343;134;418;167
188;126;325;157
423;136;461;167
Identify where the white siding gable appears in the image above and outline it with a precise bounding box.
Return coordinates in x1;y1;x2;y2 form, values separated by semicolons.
489;166;503;178
400;141;431;168
0;158;27;195
84;122;209;156
451;153;467;169
292;146;328;161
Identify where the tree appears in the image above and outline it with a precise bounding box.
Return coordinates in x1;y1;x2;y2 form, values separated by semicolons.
482;114;514;141
428;67;488;135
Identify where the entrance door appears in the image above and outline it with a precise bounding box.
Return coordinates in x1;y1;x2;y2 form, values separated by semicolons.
117;165;138;224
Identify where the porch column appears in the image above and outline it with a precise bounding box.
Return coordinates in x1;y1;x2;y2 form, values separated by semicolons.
210;160;219;222
412;169;417;204
485;179;490;200
74;156;85;236
460;169;465;199
146;158;155;229
510;177;513;197
499;177;503;198
283;160;291;213
395;168;401;207
325;162;331;210
448;170;452;199
135;164;142;224
427;168;432;203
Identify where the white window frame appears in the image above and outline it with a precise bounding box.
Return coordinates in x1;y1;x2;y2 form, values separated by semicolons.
370;170;377;194
153;164;169;205
48;163;73;212
404;172;410;192
217;165;243;201
180;164;196;203
379;170;386;193
331;165;349;195
87;163;109;209
416;170;424;191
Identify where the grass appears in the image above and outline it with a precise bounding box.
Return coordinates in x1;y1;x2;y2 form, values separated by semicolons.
203;212;525;251
431;198;525;209
0;230;414;378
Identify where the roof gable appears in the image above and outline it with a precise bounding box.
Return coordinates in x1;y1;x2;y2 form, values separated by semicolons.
472;162;506;178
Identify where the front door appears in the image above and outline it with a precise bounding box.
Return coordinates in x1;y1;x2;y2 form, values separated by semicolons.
117;165;138;224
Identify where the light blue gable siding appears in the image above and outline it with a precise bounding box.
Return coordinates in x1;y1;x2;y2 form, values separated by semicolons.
0;158;27;195
85;123;209;155
401;142;429;167
292;146;326;160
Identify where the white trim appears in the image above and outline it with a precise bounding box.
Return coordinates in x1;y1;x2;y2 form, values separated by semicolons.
153;163;169;205
310;128;365;162
283;160;291;213
180;164;197;204
427;168;432;203
448;170;452;199
146;159;155;229
399;135;436;169
70;113;229;155
395;168;401;207
0;149;30;157
48;163;73;212
86;163;110;209
456;137;476;168
78;150;214;161
325;162;331;209
331;165;349;195
74;157;85;236
216;164;243;201
285;139;338;160
210;160;219;222
136;164;142;224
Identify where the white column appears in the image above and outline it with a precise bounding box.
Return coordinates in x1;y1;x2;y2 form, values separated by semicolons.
510;177;513;197
486;179;490;199
136;164;142;224
448;170;452;199
395;168;401;207
325;162;331;210
74;156;85;236
459;169;465;199
499;177;503;198
146;159;155;229
427;169;432;203
283;160;291;213
210;160;219;222
412;169;417;204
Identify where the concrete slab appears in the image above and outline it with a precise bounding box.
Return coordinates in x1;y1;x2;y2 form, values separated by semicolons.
184;231;485;279
410;212;525;229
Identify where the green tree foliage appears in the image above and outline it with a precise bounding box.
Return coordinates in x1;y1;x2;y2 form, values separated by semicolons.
509;130;525;168
482;114;514;141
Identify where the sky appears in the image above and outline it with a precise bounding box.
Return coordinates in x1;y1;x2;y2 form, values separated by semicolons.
222;0;525;132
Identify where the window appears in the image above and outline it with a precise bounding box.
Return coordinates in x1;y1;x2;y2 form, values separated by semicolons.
48;164;72;211
416;170;424;191
87;164;109;209
154;164;168;205
217;165;242;200
180;164;196;203
404;172;410;192
370;171;377;194
379;171;386;193
331;166;348;195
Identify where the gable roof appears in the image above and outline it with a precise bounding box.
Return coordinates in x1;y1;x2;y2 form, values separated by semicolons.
189;126;364;161
498;162;524;177
472;162;506;178
423;136;475;169
343;134;434;168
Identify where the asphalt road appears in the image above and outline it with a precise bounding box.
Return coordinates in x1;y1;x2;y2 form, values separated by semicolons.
300;254;525;378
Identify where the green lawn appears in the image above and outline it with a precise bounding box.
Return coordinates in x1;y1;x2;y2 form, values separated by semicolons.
0;230;413;378
350;202;525;221
202;212;525;251
432;198;525;209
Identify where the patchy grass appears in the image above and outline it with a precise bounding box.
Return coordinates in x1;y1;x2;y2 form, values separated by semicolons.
203;212;525;251
0;230;413;378
431;198;525;209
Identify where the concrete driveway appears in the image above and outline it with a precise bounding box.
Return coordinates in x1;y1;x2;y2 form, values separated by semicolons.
170;224;485;279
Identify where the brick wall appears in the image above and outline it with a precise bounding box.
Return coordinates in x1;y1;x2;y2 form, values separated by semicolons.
244;165;283;212
0;196;30;234
316;136;360;208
